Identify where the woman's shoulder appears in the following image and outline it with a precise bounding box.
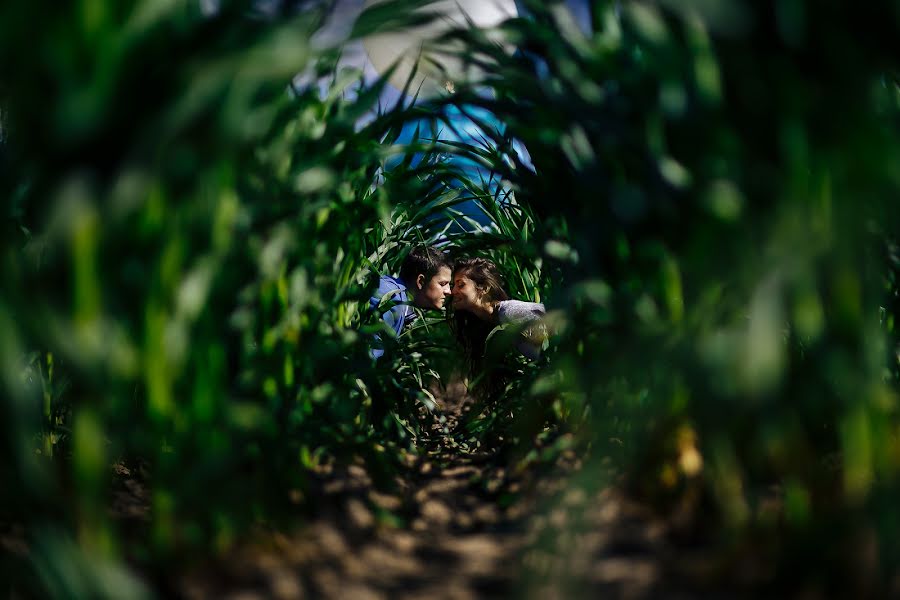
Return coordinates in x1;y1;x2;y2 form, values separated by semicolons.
497;300;545;323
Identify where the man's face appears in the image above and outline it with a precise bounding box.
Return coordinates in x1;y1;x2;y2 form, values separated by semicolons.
413;266;452;310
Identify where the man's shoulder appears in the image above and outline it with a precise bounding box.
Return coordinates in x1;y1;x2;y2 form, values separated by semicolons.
370;275;408;309
375;274;406;293
379;274;404;287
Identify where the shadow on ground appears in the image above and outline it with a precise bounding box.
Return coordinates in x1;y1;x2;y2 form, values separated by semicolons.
159;381;731;600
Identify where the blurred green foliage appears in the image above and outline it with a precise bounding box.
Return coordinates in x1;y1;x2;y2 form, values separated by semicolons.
1;0;899;597
445;0;900;593
0;0;481;594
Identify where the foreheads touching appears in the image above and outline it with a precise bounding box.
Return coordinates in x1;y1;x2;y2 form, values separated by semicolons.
397;250;510;313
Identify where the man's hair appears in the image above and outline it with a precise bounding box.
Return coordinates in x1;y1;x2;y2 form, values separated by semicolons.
399;245;451;285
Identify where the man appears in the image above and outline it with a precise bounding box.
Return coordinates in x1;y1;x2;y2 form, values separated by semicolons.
369;245;452;358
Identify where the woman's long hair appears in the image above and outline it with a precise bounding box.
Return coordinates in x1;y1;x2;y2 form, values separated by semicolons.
449;257;509;375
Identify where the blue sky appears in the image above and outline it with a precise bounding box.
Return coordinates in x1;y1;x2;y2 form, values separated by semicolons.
308;0;592;109
283;0;594;228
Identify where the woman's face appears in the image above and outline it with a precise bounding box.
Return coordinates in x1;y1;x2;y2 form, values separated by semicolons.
451;272;483;312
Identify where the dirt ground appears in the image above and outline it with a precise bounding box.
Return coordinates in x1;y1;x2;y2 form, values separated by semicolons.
148;384;725;600
4;384;891;599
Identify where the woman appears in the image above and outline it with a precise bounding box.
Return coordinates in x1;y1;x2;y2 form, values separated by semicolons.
449;257;546;371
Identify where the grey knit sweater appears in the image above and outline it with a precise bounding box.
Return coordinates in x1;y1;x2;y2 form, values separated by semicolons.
497;300;545;324
496;300;546;359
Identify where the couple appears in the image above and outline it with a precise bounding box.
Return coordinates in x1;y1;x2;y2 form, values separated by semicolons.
369;246;546;364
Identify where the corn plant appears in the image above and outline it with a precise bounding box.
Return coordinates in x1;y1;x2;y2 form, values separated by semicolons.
2;0;900;597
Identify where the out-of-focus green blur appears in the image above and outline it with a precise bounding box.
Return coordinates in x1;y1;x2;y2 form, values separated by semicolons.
1;0;899;597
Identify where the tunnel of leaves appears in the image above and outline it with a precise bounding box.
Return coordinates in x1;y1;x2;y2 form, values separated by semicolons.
1;0;900;597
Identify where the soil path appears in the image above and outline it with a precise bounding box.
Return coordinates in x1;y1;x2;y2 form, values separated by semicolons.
168;384;707;600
